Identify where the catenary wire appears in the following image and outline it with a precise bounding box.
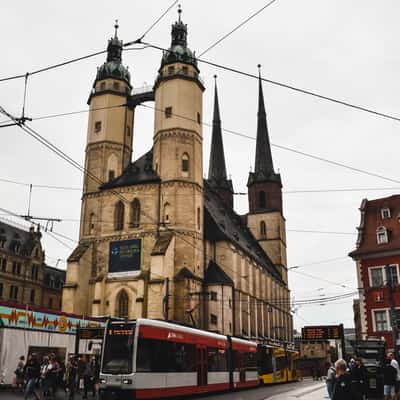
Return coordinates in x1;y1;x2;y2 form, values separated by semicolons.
141;41;400;123
199;0;279;57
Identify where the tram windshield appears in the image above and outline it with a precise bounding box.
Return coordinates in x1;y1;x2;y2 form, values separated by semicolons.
102;323;135;374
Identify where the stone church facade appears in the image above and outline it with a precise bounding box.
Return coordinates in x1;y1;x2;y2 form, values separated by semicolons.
62;14;293;344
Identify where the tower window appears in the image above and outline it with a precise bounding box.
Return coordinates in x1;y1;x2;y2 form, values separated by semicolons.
260;221;267;237
165;106;172;118
126;125;131;137
259;191;266;209
168;66;175;75
210;314;218;325
117;290;129;318
164;202;171;224
131;198;141;228
114;201;125;231
182;66;188;75
89;213;95;235
197;112;201;124
113;82;120;91
108;170;115;181
95;121;102;133
100;82;106;91
182;153;189;174
210;291;217;301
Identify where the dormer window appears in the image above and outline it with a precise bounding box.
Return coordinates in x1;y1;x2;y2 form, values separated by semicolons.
381;208;391;219
376;226;389;244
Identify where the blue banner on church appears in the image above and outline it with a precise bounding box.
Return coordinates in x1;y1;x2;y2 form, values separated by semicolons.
109;239;143;274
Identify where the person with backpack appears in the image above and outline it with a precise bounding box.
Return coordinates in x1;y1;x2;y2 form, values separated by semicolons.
384;357;398;400
326;362;336;399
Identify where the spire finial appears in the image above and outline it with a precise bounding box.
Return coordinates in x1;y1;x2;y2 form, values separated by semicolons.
257;64;262;78
178;4;182;22
114;19;119;38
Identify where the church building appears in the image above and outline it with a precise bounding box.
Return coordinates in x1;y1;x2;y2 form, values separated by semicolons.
62;12;293;344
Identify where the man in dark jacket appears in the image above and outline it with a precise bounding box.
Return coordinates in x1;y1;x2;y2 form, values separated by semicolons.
333;359;353;400
384;358;397;400
351;357;368;400
23;354;40;400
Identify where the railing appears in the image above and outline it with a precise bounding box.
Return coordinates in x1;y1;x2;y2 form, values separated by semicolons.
132;85;153;95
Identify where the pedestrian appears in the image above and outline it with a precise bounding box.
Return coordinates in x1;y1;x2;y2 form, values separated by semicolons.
326;361;336;399
332;359;352;400
388;353;400;400
14;355;25;392
350;357;368;400
82;356;93;399
90;355;100;398
66;355;78;400
46;354;61;400
384;357;397;400
23;353;40;400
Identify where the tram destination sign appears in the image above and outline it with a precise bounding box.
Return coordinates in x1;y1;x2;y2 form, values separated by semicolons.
109;239;143;274
302;325;343;340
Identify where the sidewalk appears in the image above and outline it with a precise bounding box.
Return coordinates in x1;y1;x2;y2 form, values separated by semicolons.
267;383;327;400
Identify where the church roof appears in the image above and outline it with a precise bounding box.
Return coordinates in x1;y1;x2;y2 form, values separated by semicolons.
204;181;282;281
204;260;234;286
100;149;160;190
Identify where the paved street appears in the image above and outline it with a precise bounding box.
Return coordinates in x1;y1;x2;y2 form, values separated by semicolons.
0;380;327;400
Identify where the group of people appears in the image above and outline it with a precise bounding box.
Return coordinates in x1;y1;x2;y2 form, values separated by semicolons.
325;352;400;400
14;352;100;400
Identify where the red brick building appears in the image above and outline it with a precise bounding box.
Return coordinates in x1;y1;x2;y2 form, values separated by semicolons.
350;195;400;351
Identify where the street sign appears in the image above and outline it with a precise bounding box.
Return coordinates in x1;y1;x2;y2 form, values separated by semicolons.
302;325;343;340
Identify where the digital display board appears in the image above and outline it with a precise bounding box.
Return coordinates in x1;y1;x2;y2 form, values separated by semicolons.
109;239;142;274
78;327;104;340
302;325;343;340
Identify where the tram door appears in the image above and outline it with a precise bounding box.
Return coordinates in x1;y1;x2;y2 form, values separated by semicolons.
197;346;208;387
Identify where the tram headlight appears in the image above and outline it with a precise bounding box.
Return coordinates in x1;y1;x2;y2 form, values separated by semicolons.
122;379;132;384
100;378;106;384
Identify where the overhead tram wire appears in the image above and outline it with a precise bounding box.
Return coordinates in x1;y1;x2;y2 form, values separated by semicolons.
199;0;280;57
138;103;400;184
139;41;400;124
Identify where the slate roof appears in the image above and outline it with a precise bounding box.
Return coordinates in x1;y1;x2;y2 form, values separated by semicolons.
151;232;173;256
0;221;41;257
100;149;160;190
204;181;282;281
204;260;234;286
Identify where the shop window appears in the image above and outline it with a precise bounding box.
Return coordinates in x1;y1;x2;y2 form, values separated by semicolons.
114;201;125;231
131;199;141;228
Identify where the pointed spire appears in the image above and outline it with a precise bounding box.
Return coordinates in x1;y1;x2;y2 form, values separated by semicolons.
208;75;227;181
114;19;119;39
178;4;182;22
254;64;275;177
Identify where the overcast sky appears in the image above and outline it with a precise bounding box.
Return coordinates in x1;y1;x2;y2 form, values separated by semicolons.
1;0;399;329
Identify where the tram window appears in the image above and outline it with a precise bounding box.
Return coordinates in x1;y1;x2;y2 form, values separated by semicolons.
136;338;196;372
275;354;288;372
207;347;228;372
102;324;135;374
244;351;258;371
259;348;273;374
232;350;241;371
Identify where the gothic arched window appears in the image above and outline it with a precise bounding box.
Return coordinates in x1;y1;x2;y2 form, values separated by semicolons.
131;199;140;228
164;202;171;224
259;191;266;209
89;212;95;235
260;221;267;237
117;290;129;319
114;201;125;231
181;153;189;176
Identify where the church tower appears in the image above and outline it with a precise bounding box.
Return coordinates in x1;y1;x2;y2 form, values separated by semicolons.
207;77;234;208
247;67;288;284
81;22;134;237
152;8;205;324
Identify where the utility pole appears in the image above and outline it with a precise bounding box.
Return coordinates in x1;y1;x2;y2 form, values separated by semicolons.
386;265;399;358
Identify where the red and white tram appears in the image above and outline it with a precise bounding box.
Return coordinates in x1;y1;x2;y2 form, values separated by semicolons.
99;319;258;399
